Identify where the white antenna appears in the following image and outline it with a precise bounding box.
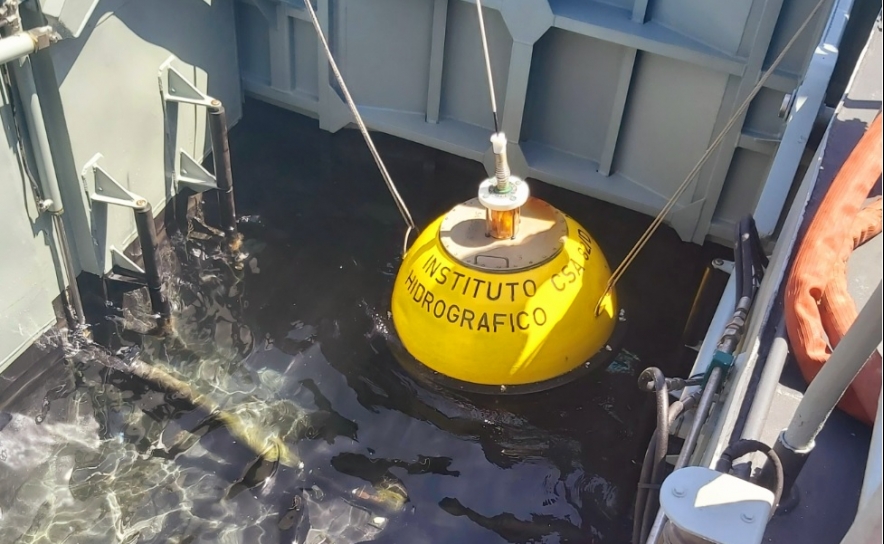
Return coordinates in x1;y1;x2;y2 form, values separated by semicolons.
475;0;499;132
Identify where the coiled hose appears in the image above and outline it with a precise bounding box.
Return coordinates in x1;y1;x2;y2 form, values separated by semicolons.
714;439;784;513
632;390;701;544
634;367;669;544
631;214;766;544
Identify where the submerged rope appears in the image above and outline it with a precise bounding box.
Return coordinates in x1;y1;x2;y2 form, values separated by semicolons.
302;0;417;256
77;341;301;467
597;0;831;313
475;0;500;133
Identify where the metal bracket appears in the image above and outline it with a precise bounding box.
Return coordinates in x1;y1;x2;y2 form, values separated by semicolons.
82;154;146;209
28;26;61;50
779;91;796;119
80;154;147;276
110;247;145;275
159;57;216;108
177;149;218;193
160;58;225;195
712;258;735;274
80;155;170;327
158;55;239;250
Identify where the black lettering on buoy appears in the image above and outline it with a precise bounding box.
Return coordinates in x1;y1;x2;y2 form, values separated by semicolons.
472;278;486;299
423;255;440;277
574;231;592;261
477;312;490;332
578;229;593;252
446;304;460;323
405;271;416;291
570;258;585;276
492;313;506;332
523;279;537;298
462;277;472;296
486;281;502;301
551;273;566;291
509;313;515;332
433;299;446;318
461;308;475;330
563;265;576;283
507;282;519;302
436;266;450;285
533;307;547;326
422;291;434;312
516;311;530;330
412;283;425;302
451;271;465;291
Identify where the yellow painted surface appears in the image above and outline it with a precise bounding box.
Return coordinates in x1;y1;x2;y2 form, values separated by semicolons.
391;205;617;386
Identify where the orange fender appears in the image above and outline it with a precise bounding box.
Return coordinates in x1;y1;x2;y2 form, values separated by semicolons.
784;113;882;426
820;197;883;345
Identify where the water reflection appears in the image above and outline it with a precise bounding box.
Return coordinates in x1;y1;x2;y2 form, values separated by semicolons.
185;222;637;543
0;99;718;543
0;223;636;543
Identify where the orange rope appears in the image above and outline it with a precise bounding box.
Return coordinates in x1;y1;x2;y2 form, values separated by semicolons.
785;113;882;426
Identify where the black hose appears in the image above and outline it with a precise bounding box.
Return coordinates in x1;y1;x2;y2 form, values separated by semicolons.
738;214;766;302
733;214;765;306
663;376;703;391
718;215;763;355
715;439;784;514
740;216;754;300
638;368;670;483
734;218;747;304
633;432;656;544
632;216;767;543
633;368;669;544
632;391;702;544
746;215;769;271
678;390;701;416
634;369;667;544
717;298;751;355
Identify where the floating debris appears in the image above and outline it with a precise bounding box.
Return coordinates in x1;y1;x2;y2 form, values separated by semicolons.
606;349;641;375
350;480;408;514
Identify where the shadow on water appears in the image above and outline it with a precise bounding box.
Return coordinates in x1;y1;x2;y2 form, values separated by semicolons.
0;98;727;544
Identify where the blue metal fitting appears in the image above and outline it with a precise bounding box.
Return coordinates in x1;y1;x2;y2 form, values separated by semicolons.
703;350;735;387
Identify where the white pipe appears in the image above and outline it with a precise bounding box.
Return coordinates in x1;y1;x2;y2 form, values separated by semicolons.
9;54;64;213
840;389;884;544
781;282;883;451
0;32;35;64
741;319;789;441
3;23;84;327
859;387;884;510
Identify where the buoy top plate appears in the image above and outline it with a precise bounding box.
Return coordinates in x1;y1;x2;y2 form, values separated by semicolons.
439;197;567;272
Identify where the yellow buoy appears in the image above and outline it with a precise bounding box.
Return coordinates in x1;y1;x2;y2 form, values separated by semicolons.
390;133;624;394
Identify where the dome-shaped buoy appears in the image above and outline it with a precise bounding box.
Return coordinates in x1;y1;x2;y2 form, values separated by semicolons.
390;134;625;394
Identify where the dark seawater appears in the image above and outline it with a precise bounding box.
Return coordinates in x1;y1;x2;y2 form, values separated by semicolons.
0;99;725;544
